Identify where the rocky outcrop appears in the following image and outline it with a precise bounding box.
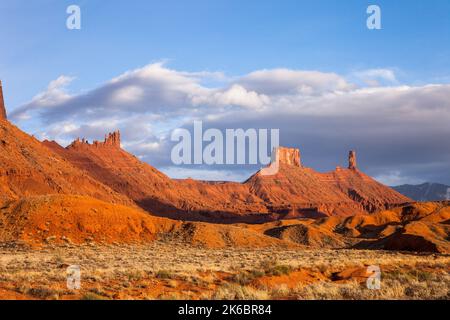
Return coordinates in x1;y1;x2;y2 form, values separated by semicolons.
0;80;7;120
68;130;121;149
103;131;121;147
273;147;301;167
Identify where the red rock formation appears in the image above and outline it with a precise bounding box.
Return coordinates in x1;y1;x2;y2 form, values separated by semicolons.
274;147;301;167
103;131;121;147
0;80;7;120
68;130;121;150
348;150;357;170
45;131;410;221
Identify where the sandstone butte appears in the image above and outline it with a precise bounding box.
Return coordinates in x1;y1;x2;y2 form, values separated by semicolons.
1;83;449;253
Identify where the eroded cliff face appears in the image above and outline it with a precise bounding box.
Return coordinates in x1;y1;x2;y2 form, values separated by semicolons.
0;81;7;120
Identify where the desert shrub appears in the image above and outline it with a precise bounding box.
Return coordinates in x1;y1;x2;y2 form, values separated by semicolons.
81;292;109;300
229;272;254;285
269;284;290;299
413;270;434;282
258;259;293;276
213;284;269;300
27;287;59;299
156;270;173;279
125;270;145;281
250;269;266;278
265;264;293;276
229;269;267;285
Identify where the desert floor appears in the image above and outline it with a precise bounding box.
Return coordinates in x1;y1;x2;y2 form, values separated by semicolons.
0;240;448;300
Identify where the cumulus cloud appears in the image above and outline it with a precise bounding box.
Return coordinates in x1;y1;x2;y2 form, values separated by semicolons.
374;171;424;186
352;68;398;87
10;63;450;185
12;75;75;120
239;69;354;95
194;84;270;109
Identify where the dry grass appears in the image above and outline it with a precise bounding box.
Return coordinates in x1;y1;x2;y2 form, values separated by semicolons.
0;240;448;300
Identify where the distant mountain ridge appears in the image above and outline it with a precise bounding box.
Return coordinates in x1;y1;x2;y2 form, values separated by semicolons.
393;183;450;201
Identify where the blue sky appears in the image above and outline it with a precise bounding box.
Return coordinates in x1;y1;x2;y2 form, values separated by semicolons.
1;0;450;185
2;0;450;107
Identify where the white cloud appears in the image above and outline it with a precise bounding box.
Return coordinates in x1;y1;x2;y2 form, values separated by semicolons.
374;171;424;186
112;85;144;103
12;75;75;120
352;68;398;87
195;84;270;109
239;68;354;95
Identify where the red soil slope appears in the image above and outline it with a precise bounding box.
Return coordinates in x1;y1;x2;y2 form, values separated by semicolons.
0;194;294;248
0;195;176;245
0;120;133;206
2;194;443;252
249;201;450;253
361;202;450;253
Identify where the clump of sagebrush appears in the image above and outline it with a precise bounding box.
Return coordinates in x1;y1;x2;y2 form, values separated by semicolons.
259;260;293;276
212;283;269;300
155;270;173;279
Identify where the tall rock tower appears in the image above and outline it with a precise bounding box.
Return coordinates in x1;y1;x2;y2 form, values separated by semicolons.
0;80;7;120
273;147;302;167
104;130;121;148
348;150;357;170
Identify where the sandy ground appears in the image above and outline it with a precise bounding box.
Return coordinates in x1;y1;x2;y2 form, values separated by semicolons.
0;241;449;300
